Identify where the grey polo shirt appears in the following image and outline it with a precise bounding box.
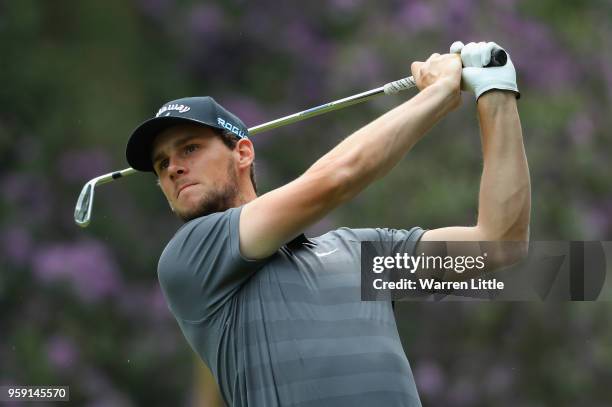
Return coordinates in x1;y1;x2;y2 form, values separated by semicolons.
158;206;424;407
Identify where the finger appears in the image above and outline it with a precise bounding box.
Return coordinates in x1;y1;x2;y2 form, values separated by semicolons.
489;41;503;52
488;41;505;58
461;42;478;67
469;42;481;67
475;42;489;67
450;41;464;54
481;42;495;66
449;53;462;65
426;53;441;62
411;61;423;78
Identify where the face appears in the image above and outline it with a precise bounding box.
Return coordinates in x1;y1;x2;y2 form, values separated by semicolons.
151;124;241;222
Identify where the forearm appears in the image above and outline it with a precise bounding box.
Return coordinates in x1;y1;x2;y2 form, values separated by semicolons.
476;92;531;240
306;81;458;203
239;54;461;259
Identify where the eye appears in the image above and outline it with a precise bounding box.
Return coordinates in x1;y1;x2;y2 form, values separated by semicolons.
158;158;169;172
184;144;199;154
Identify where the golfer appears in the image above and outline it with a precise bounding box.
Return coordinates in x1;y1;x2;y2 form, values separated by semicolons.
125;41;530;406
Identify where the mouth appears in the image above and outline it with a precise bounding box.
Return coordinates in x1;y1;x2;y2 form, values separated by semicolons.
177;183;197;198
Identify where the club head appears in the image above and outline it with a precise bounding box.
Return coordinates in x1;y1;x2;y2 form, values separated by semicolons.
74;181;95;227
73;167;137;228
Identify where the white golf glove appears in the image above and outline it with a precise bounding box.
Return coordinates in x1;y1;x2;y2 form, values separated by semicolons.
450;41;520;100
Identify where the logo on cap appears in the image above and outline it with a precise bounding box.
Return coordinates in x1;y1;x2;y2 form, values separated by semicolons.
156;104;191;117
217;117;246;138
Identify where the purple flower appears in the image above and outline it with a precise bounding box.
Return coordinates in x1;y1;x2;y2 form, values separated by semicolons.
242;9;273;39
1;173;29;204
80;367;110;394
582;204;612;239
447;0;476;25
224;96;267;128
150;285;171;319
32;240;122;303
286;22;317;55
46;335;79;371
79;367;132;406
447;377;477;406
115;285;147;317
502;16;577;90
0;397;22;407
493;0;517;10
397;2;438;32
1;173;51;222
329;46;382;92
58;149;112;183
601;58;612;102
116;283;171;321
414;359;445;397
567;112;595;145
85;393;132;407
284;21;334;68
188;4;223;37
0;226;33;266
330;0;363;12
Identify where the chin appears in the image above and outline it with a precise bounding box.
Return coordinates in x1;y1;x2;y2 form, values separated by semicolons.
175;186;239;223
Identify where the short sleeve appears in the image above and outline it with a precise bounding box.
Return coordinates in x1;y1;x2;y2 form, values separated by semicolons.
157;206;264;322
339;227;426;256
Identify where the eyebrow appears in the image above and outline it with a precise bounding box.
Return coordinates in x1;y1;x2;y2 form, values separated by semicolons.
152;134;199;169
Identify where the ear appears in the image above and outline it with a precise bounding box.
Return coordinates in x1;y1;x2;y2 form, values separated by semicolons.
235;138;255;170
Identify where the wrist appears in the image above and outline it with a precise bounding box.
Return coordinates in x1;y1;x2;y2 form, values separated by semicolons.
477;90;517;112
427;79;461;113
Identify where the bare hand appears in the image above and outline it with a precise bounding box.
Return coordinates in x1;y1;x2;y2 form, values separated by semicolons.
411;53;462;101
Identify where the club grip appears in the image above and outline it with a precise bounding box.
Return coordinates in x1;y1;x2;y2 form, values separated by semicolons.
486;49;507;67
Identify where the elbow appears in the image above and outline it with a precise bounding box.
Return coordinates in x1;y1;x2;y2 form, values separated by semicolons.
485;241;529;270
477;223;530;270
305;156;363;205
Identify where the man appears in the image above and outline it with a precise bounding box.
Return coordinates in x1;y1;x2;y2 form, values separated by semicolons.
125;42;530;406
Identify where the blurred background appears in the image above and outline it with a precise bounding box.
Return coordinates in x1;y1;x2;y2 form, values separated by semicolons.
1;0;611;405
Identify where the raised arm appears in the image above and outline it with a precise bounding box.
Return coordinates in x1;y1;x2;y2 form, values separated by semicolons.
240;53;463;259
418;42;530;268
419;90;530;243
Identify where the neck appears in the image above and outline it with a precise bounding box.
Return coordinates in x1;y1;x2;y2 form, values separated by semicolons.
235;185;257;207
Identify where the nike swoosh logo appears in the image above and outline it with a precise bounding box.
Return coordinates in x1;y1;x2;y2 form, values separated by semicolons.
315;248;338;257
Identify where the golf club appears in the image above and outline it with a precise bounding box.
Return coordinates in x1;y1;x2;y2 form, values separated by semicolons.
74;49;507;227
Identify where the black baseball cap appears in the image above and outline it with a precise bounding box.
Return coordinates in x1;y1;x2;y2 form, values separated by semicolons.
126;96;249;172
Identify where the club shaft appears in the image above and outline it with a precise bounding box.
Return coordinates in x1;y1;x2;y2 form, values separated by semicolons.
103;76;416;175
248;86;386;135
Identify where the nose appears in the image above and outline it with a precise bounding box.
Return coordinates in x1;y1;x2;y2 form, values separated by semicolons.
168;158;187;179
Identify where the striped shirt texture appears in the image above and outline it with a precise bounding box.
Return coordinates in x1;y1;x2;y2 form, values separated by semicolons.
158;206;424;406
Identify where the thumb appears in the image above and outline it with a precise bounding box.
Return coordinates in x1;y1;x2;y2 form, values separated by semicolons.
411;61;424;78
450;41;465;54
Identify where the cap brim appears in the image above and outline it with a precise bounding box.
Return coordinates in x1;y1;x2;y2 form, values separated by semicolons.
126;116;213;172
